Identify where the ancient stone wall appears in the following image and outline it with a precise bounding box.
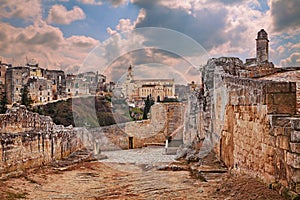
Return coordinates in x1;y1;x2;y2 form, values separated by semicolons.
183;57;300;194
81;102;185;151
220;76;299;193
0;106;83;177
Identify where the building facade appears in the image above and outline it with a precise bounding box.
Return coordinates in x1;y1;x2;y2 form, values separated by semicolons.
66;71;106;97
123;65;176;103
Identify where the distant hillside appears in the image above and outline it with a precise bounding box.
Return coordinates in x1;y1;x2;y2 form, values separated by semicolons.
33;96;123;127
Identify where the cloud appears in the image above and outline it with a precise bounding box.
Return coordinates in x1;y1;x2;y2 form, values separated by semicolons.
0;19;100;71
134;3;228;51
107;27;117;35
107;8;145;35
108;0;128;7
280;52;300;67
77;0;127;6
47;4;86;25
77;0;103;5
270;0;300;32
0;0;41;21
66;35;100;48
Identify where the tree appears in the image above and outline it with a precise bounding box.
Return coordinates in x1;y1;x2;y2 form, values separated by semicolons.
143;95;154;120
20;85;33;107
0;91;8;114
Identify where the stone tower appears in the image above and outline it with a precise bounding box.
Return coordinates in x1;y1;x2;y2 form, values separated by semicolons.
256;29;269;64
127;65;133;81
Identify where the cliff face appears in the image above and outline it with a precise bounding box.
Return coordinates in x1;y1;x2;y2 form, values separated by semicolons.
180;57;300;194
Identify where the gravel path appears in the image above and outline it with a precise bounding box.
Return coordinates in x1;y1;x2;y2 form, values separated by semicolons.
101;146;177;165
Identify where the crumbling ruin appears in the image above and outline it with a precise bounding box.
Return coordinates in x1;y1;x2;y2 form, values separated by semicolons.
0;105;83;177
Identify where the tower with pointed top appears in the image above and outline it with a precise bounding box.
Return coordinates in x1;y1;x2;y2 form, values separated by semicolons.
256;29;269;64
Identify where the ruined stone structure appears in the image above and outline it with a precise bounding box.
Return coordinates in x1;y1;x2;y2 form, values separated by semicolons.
243;29;275;77
179;56;300;195
123;65;176;103
80;102;185;151
0;105;83;176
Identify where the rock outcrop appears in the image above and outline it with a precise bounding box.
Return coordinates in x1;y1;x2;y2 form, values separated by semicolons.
0;105;83;177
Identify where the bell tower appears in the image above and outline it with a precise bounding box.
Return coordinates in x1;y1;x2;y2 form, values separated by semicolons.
127;65;133;81
256;29;269;64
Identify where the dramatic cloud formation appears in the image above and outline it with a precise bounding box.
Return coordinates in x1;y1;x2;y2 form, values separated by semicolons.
0;0;299;73
270;0;300;32
47;4;86;25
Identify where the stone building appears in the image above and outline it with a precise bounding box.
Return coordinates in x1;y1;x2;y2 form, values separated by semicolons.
0;61;10;102
43;69;66;100
66;71;106;97
245;29;273;68
28;77;53;103
5;63;67;104
6;66;30;104
256;29;269;64
0;61;10;85
123;65;176;103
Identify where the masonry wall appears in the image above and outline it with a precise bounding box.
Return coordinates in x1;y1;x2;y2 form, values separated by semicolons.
220;77;299;193
199;58;300;194
81;102;185;151
0;106;83;177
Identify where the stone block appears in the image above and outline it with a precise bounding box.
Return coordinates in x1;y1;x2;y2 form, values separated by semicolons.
266;82;292;93
291;82;296;93
290;143;300;154
276;136;290;150
273;93;296;106
291;131;300;142
287;152;300;169
291;168;300;183
266;94;274;105
269;116;291;127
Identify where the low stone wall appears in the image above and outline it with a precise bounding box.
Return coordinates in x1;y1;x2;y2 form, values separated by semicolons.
0;106;83;177
189;57;300;195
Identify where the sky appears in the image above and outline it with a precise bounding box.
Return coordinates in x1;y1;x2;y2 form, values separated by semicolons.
0;0;299;78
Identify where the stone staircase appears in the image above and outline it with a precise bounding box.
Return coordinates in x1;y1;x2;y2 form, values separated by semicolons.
165;139;183;155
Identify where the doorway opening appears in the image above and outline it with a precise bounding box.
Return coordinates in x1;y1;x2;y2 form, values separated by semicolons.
128;137;133;149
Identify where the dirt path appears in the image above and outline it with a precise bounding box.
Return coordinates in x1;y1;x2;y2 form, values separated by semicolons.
0;147;285;200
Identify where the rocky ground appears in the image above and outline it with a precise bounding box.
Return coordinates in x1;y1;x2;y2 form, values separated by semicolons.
0;147;285;200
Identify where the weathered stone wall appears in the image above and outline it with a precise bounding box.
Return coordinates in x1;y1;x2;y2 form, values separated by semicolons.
183;57;300;194
220;76;299;192
81;102;185;151
0;105;83;177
